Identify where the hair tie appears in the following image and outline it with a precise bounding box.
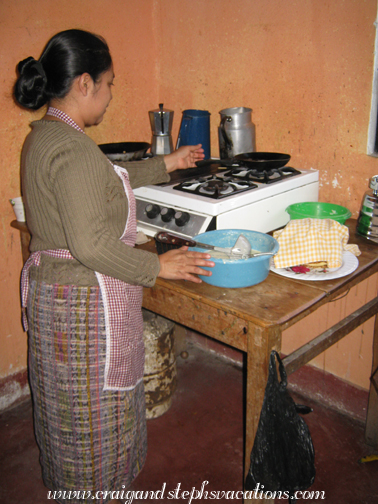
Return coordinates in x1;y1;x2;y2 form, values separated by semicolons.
31;60;46;79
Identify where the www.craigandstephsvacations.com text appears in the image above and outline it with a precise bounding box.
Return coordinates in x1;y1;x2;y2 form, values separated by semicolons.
47;481;326;502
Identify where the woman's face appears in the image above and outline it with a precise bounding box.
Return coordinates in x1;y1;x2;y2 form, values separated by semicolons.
86;66;114;126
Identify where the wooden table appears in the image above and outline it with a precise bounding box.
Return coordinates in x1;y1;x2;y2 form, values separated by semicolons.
11;218;378;499
138;220;378;488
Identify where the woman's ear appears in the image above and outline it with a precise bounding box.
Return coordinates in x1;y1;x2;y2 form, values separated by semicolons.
77;73;92;96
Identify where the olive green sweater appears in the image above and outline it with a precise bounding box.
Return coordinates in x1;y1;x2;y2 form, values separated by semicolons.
21;120;170;287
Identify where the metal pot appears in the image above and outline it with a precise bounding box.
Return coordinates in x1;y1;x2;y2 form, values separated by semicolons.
218;107;256;159
99;142;152;162
357;175;378;242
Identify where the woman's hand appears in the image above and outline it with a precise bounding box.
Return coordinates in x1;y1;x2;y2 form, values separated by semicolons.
164;144;205;173
158;246;214;283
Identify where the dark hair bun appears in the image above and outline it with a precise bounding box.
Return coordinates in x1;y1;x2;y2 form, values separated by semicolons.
14;57;48;110
14;30;112;111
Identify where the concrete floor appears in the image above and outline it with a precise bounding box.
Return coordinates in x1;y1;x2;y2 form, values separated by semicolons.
0;342;377;503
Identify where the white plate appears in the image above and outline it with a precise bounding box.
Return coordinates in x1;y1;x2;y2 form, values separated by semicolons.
270;251;359;281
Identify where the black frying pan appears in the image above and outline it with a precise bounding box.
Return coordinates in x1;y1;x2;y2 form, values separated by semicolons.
196;152;291;170
234;152;291;170
99;142;152;162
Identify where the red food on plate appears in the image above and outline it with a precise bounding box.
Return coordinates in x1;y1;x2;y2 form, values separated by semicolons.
290;265;311;274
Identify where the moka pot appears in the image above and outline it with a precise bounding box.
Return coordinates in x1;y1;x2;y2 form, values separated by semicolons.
149;103;174;155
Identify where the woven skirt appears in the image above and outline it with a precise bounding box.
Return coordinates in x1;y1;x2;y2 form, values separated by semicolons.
27;279;147;504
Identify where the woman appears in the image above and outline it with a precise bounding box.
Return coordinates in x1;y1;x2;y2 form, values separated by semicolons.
14;29;214;504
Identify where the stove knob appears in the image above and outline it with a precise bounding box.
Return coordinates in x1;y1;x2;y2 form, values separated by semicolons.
145;204;161;219
175;211;190;227
161;207;175;223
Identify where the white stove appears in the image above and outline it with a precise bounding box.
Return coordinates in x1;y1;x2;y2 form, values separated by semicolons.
134;162;319;238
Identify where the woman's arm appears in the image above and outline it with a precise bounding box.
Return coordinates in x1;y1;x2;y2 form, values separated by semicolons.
118;144;205;188
164;144;205;172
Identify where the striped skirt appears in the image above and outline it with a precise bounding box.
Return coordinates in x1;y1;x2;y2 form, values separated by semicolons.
27;279;147;503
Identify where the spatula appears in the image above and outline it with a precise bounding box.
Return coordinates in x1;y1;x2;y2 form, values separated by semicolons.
155;232;275;258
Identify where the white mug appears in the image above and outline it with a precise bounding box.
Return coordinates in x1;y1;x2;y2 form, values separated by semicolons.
10;196;26;222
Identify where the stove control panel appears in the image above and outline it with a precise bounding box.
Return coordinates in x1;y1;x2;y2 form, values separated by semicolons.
136;198;213;237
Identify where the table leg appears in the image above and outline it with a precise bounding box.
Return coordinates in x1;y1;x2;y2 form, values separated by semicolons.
244;324;281;503
365;309;378;447
19;229;31;263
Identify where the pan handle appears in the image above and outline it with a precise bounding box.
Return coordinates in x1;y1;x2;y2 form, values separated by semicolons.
155;231;196;248
195;158;236;168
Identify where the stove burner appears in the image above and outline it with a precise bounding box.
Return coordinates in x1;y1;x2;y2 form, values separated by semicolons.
201;179;233;196
173;175;258;199
225;165;301;184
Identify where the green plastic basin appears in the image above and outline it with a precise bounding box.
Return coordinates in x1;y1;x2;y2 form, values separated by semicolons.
286;202;352;224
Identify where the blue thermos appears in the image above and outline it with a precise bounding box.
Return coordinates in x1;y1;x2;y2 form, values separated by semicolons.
176;109;211;159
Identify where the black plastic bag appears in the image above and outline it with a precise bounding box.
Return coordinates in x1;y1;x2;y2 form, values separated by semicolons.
245;350;316;494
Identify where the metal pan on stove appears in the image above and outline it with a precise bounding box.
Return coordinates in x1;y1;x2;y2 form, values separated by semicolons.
99;142;152;162
195;152;291;170
234;152;291;170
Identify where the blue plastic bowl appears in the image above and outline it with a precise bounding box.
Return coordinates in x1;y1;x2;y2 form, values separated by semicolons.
190;229;279;288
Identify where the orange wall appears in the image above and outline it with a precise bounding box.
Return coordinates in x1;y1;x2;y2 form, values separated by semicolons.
1;1;377;392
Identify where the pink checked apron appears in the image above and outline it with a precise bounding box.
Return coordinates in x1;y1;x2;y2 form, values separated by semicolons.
96;164;144;391
21;164;145;392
